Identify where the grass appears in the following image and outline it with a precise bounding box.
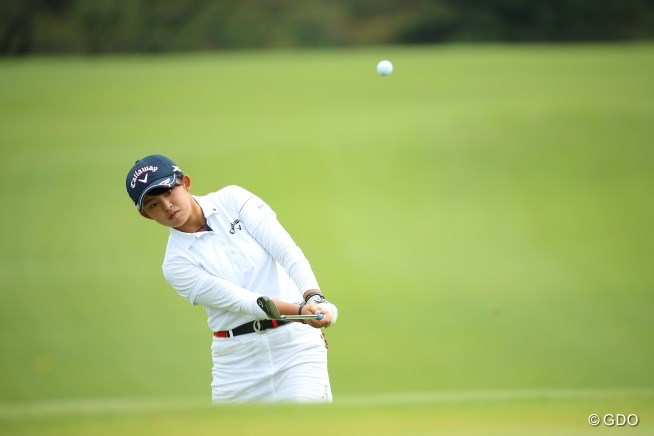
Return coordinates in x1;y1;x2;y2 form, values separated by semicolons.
2;390;652;435
0;43;653;433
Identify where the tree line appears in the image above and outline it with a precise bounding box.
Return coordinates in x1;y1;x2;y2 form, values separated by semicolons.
2;0;653;55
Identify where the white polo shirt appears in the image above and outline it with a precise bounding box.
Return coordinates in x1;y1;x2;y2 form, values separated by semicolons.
162;185;320;332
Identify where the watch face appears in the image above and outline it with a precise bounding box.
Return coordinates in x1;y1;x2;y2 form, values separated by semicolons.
307;293;326;304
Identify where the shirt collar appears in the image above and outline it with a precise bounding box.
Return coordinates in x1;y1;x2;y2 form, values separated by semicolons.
168;195;220;247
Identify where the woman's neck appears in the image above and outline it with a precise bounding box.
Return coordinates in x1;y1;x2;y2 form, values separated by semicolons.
176;199;206;233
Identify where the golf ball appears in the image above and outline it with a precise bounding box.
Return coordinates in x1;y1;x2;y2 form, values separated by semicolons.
377;60;393;76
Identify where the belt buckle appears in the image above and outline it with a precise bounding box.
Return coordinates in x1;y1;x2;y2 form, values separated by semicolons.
253;320;265;334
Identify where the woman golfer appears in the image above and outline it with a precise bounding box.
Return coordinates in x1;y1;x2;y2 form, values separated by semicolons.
125;154;337;403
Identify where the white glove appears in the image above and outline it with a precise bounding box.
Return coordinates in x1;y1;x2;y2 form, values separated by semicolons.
317;301;338;326
305;293;338;326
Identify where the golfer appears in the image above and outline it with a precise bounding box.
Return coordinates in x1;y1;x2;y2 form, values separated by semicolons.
125;154;337;403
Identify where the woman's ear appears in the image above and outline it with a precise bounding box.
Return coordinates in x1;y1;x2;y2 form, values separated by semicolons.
182;175;191;191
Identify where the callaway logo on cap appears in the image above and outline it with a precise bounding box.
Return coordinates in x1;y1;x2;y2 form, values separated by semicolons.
125;154;182;210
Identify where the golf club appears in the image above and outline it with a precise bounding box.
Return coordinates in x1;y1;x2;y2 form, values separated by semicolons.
257;296;324;321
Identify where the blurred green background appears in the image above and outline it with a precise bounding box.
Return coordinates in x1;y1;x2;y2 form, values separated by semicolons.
1;1;654;434
2;43;653;434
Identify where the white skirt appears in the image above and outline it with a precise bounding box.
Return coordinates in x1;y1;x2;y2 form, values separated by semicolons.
210;322;332;403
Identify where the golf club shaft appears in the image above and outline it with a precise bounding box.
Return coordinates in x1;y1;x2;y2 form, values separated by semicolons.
281;313;324;321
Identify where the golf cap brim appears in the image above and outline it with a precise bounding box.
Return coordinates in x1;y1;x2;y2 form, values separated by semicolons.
137;173;178;211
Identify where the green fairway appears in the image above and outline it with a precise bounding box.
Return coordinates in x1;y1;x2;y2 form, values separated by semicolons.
1;390;653;435
1;44;653;433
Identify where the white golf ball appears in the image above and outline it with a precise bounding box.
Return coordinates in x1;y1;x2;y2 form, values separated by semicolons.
377;60;393;76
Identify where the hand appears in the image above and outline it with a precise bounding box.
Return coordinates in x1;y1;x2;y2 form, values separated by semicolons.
303;291;338;326
301;303;332;328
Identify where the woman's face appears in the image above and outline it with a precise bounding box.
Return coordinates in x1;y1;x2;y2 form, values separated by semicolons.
140;175;195;228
